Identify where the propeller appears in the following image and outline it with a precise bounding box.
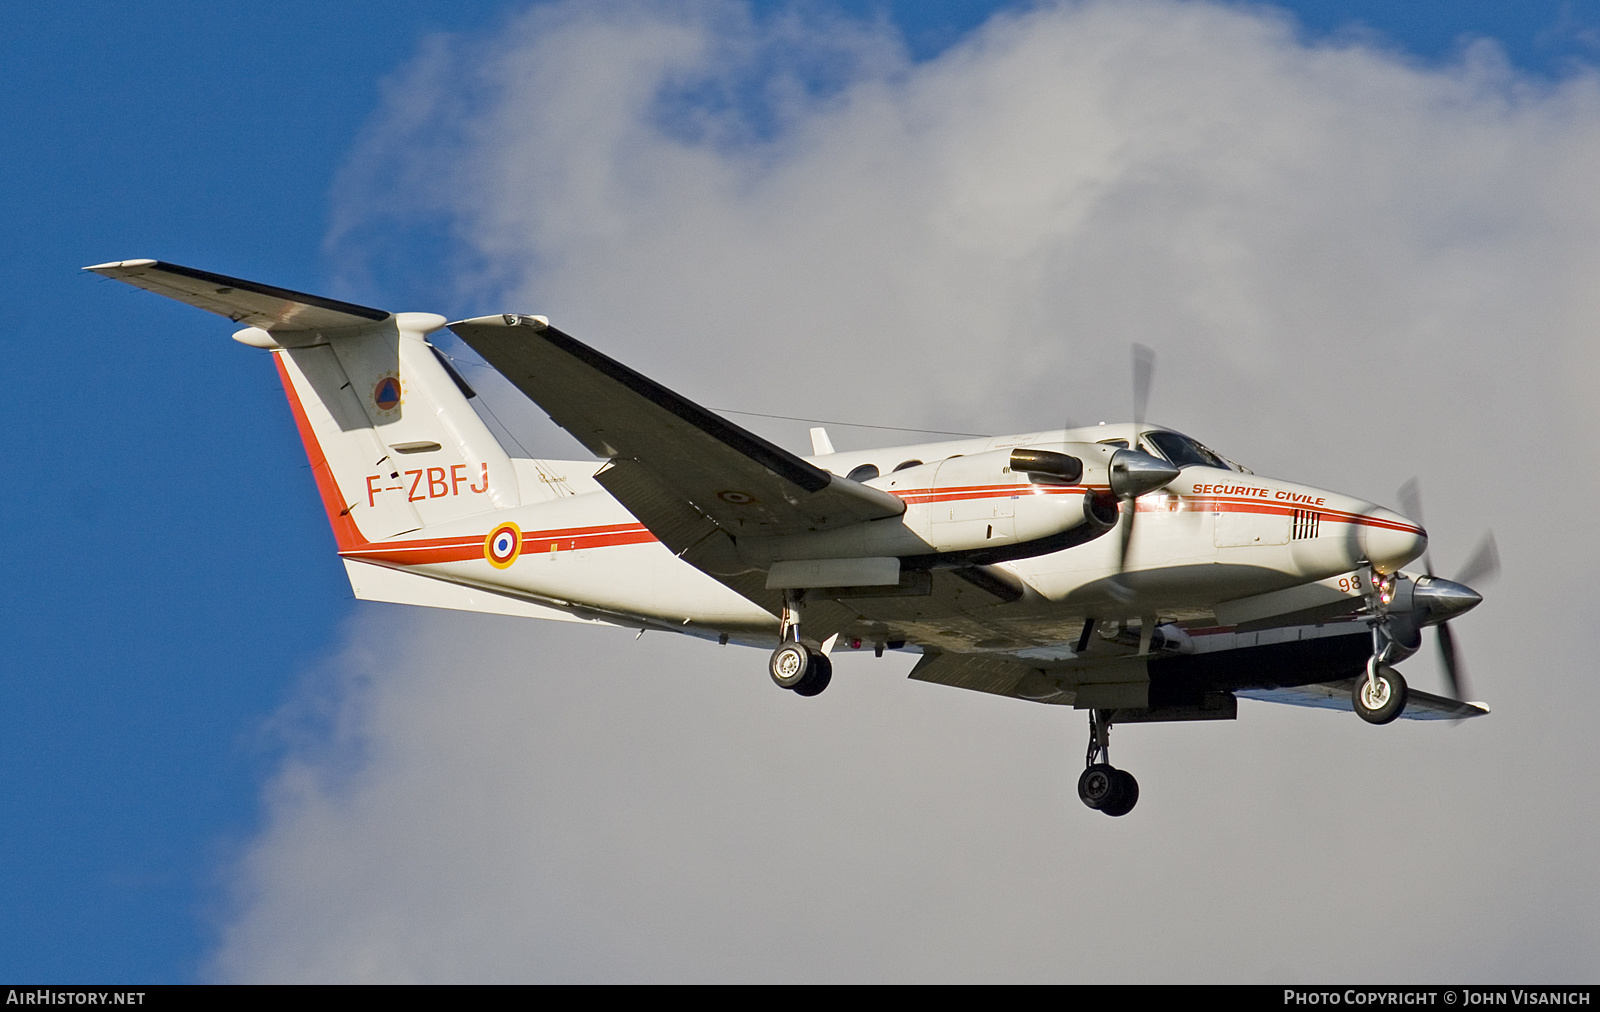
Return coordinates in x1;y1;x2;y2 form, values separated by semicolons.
1453;532;1501;590
1394;479;1500;701
1111;344;1179;582
1132;343;1155;432
1394;479;1429;574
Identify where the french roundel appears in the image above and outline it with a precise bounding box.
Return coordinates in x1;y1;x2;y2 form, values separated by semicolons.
484;522;522;569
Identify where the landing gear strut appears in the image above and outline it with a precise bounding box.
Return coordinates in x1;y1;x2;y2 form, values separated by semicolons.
1078;709;1138;817
768;589;832;696
1356;573;1409;724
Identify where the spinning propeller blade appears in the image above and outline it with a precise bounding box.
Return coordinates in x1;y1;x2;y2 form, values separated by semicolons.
1436;619;1467;703
1114;344;1177;579
1132;343;1154;432
1118;494;1136;573
1438;533;1499;703
1453;533;1501;590
1393;480;1498;702
1395;478;1432;575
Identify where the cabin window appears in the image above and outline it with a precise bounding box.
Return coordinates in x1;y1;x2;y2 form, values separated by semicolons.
847;463;880;482
892;459;923;472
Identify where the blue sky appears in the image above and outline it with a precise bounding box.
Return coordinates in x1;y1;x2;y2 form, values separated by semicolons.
5;0;1599;983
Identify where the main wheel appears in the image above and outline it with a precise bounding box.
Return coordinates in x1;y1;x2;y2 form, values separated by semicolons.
769;642;811;689
1078;763;1118;810
792;653;833;697
1100;770;1139;817
1354;665;1408;725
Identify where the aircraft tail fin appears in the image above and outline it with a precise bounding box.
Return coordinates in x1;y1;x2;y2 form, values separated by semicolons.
88;260;522;549
270;316;524;546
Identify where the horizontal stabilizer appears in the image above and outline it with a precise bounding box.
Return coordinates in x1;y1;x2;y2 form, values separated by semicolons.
85;259;390;332
344;560;603;624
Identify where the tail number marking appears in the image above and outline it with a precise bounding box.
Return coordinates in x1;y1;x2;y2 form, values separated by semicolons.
367;463;491;506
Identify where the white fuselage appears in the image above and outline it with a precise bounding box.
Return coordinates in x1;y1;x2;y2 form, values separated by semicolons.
341;423;1422;651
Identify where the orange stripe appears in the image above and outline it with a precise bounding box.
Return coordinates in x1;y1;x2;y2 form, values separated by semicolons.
274;353;372;552
1184;496;1422;534
898;484;1087;505
342;523;658;565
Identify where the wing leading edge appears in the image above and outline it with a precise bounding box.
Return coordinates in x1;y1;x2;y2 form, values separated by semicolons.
448;314;905;545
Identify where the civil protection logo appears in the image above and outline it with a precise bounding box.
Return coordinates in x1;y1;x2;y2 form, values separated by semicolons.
373;375;402;413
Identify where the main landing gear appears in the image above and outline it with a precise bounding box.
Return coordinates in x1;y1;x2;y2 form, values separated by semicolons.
1078;709;1138;817
769;641;832;696
768;590;832;697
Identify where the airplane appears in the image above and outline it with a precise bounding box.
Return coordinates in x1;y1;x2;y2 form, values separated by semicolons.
87;258;1497;817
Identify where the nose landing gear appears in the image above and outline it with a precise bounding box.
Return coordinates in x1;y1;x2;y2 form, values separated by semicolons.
1356;573;1410;724
1078;709;1138;817
1354;656;1407;725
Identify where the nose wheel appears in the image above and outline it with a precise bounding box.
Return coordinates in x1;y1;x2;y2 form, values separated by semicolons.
1354;657;1407;724
1078;709;1138;817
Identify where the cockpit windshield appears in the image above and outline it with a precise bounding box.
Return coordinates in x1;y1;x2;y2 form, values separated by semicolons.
1144;430;1233;471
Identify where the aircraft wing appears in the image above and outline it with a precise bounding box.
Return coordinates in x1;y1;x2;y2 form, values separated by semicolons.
1237;681;1489;720
449;315;905;540
84;259;390;332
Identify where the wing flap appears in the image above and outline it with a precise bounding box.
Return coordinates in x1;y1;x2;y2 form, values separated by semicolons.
85;259;390;332
908;650;1149;708
592;458;746;574
588;457;874;643
909;651;1035;697
448;315;904;540
821;566;1036;654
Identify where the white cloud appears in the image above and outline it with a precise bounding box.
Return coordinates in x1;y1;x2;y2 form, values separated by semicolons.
216;0;1600;981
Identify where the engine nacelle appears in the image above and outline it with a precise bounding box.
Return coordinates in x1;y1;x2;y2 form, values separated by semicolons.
738;443;1119;571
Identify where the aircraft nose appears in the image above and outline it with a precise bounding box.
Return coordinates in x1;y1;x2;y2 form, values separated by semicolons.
1359;507;1427;574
